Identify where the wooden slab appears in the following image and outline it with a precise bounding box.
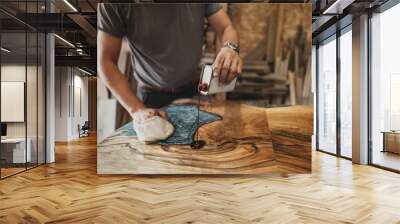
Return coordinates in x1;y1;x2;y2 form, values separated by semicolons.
265;105;313;173
97;102;280;174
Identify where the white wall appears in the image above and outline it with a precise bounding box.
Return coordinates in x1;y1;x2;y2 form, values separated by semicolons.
55;67;89;141
1;65;40;138
1;65;26;138
55;66;68;141
71;73;89;138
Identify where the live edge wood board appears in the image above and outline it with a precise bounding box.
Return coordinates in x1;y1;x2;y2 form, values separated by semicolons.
97;101;312;174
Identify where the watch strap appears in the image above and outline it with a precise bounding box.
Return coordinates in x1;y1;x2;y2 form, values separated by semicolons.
223;42;240;54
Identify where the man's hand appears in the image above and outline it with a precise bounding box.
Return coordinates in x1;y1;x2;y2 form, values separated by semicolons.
213;47;242;84
207;9;241;85
131;108;167;122
131;108;174;143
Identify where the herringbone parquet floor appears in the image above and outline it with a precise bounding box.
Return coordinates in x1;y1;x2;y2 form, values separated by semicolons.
1;135;400;224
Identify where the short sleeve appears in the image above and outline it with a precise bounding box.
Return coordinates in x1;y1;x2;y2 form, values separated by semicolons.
97;3;127;38
204;3;222;17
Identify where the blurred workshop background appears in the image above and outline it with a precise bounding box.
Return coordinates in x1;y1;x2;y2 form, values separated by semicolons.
202;4;312;106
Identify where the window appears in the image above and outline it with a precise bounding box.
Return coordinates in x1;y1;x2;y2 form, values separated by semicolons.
339;27;352;158
317;35;337;154
370;3;400;171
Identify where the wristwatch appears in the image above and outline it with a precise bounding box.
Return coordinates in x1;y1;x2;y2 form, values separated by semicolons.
223;42;240;54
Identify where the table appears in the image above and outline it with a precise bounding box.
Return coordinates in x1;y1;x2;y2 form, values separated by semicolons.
1;137;32;164
382;131;400;154
98;101;312;174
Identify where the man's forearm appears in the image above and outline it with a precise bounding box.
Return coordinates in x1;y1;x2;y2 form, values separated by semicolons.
219;25;239;47
99;59;145;114
208;9;242;83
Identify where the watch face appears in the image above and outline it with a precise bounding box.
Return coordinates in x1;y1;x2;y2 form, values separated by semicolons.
230;43;238;48
225;42;239;53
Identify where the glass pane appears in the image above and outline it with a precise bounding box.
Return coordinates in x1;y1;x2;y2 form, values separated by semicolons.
340;29;352;158
317;36;337;154
371;4;400;171
25;0;41;170
38;32;45;165
1;30;28;177
0;1;46;178
27;31;38;169
312;45;317;151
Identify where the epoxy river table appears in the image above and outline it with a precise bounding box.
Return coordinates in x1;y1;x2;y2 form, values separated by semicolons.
97;101;312;174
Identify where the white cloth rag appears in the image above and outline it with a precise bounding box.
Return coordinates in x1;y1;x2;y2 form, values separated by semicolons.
132;110;174;143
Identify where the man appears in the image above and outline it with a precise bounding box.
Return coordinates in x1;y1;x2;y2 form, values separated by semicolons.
97;3;242;120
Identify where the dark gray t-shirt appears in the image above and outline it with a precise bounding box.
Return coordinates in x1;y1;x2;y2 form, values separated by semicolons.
98;3;222;88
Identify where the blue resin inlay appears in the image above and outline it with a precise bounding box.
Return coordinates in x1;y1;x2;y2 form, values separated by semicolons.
112;105;221;145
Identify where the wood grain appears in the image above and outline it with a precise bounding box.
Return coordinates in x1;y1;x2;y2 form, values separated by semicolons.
1;135;400;223
98;102;281;174
266;105;313;173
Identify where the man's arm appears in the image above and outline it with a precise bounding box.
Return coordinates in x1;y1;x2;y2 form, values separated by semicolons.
208;9;242;84
97;31;147;116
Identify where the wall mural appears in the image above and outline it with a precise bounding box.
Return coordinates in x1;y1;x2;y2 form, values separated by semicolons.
97;3;312;175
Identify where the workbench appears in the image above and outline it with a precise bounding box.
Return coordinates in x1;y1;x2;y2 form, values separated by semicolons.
97;101;312;174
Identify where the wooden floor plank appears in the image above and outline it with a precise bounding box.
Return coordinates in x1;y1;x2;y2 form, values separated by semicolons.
0;107;400;223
